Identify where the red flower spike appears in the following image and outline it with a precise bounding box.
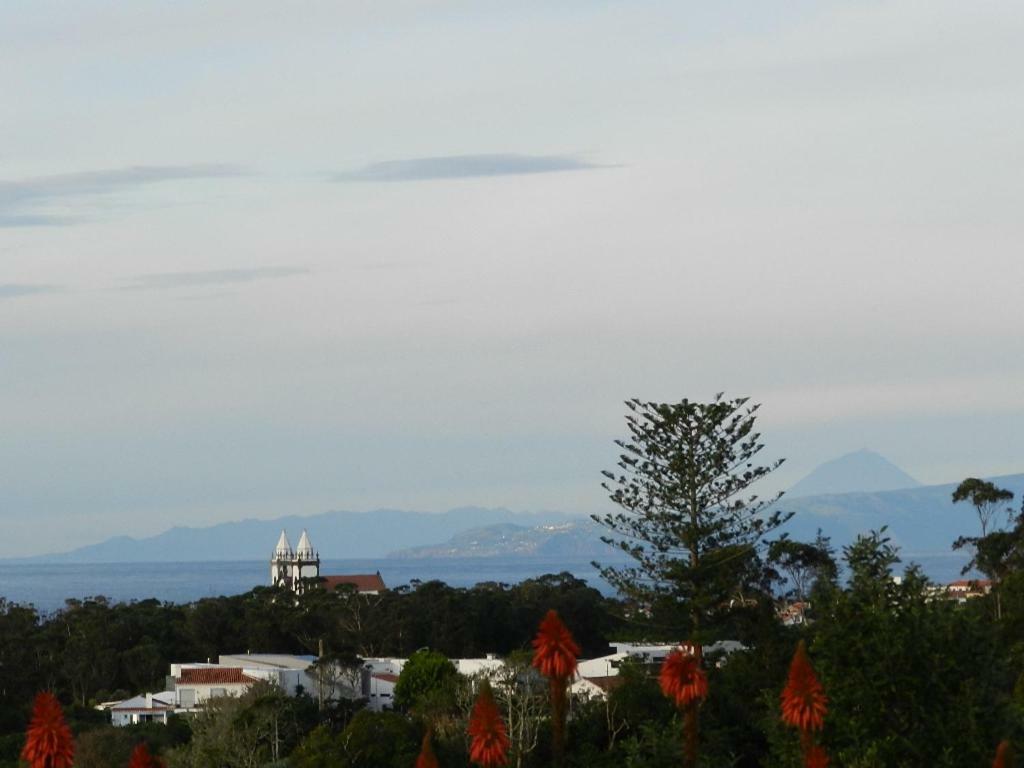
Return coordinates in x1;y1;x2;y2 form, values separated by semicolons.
531;610;580;681
415;728;440;768
128;743;164;768
468;681;510;767
781;640;828;732
658;649;709;708
993;740;1013;768
804;744;830;768
20;692;74;768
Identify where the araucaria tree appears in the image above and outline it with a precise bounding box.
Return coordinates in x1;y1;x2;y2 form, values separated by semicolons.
594;395;789;633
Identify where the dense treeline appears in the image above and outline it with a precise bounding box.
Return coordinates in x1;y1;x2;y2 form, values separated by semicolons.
0;573;618;766
3;531;1024;767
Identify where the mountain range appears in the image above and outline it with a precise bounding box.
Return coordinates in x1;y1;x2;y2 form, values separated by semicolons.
11;451;1021;564
16;508;577;563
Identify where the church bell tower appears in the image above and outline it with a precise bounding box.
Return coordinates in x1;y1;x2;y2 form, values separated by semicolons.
271;530;294;588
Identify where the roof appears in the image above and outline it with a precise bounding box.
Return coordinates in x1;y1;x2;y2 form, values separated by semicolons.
110;693;175;711
322;573;387;593
177;668;259;685
949;579;992;587
295;529;315;559
219;654;316;670
274;530;293;557
582;676;625;693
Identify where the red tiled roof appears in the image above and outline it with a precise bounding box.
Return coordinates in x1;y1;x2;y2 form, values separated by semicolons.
177;668;259;685
583;676;625;693
372;673;400;683
322;573;387;593
949;579;992;587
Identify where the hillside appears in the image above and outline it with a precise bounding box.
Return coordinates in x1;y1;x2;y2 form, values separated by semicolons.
778;473;1024;554
388;520;614;559
384;474;1024;560
15;508;579;563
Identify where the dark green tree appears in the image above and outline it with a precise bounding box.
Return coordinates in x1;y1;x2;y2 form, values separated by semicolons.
767;535;837;605
393;649;459;713
594;395;789;636
794;530;1015;767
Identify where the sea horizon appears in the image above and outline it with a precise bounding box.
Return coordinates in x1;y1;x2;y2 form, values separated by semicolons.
0;552;974;614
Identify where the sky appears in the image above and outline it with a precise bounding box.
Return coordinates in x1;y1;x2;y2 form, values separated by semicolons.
2;1;1023;557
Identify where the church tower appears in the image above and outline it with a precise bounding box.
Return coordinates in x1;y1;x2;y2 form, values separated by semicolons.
290;529;321;593
271;530;294;589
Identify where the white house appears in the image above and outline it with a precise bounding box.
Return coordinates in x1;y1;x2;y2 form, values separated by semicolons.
172;665;260;709
104;692;176;727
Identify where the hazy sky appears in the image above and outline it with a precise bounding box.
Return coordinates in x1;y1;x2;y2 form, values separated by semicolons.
2;1;1023;557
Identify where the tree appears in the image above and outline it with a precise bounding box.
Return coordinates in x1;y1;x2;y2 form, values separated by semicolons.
792;530;1014;767
393;650;459;714
953;478;1014;537
767;536;836;605
169;681;314;768
478;652;547;768
335;710;420;768
594;395;789;635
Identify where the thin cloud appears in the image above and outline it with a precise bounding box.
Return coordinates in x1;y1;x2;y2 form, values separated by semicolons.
0;284;58;300
125;266;309;291
334;153;607;182
0;164;247;227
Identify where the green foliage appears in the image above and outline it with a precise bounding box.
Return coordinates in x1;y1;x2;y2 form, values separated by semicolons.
801;530;1017;767
767;534;837;604
298;710;419;768
594;395;789;637
393;649;458;713
73;720;189;768
290;724;345;768
169;681;316;768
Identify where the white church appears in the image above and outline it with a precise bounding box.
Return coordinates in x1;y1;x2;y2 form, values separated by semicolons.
271;529;386;595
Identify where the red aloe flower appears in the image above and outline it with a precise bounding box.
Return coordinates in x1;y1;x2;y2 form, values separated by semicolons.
804;744;830;768
20;692;74;768
993;740;1013;768
128;743;164;768
531;610;580;680
415;728;440;768
658;648;709;708
781;640;827;732
468;681;509;767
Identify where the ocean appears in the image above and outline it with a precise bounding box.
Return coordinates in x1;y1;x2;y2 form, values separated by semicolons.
0;553;973;614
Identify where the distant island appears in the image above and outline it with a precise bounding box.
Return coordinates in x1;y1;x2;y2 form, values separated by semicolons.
10;451;1023;565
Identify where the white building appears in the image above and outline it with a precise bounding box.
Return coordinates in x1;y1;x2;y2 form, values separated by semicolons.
103;692;176;727
172;665;260;709
217;654;319;696
270;530;387;596
270;530;321;594
571;641;749;700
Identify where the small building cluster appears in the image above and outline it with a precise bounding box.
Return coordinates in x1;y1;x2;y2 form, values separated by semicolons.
98;532;748;726
99;654;318;725
939;578;993;602
97;641;749;725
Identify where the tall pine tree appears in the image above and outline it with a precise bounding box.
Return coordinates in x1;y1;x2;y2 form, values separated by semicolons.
594;395;789;635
